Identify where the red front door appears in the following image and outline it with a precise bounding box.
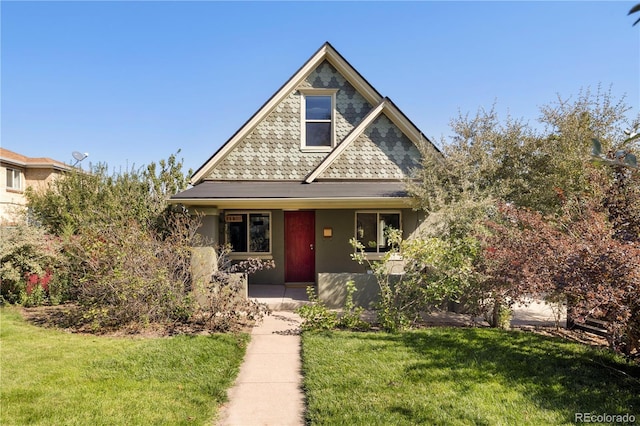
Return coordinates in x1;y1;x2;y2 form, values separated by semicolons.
285;211;315;283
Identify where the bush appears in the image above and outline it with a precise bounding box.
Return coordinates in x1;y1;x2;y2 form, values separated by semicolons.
0;224;69;306
337;280;370;331
297;280;370;332
62;213;199;330
26;153;191;236
296;286;338;331
350;228;480;332
194;245;272;332
478;203;640;355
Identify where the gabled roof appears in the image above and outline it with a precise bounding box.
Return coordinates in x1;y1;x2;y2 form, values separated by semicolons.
304;97;434;182
191;42;438;185
191;42;439;185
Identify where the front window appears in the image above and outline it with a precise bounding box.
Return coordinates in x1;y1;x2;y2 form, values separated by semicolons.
226;212;271;253
356;211;401;253
6;168;22;190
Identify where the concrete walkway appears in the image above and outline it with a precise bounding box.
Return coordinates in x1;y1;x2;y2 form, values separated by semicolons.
216;311;305;426
216;287;567;425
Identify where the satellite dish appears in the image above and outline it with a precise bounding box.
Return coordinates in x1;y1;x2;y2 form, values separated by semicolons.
72;151;87;161
71;151;89;166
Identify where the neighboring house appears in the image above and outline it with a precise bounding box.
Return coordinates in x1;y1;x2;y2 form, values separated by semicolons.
171;42;439;303
0;148;71;225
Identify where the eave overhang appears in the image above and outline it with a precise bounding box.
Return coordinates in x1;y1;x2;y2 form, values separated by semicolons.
169;197;412;210
169;180;416;209
1;158;71;172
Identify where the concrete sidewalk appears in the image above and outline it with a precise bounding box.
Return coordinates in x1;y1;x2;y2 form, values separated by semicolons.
216;311;305;426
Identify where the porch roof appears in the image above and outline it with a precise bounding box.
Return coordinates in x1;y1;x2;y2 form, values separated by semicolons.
170;181;415;209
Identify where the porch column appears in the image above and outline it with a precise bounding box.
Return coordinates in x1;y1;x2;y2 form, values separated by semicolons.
189;207;220;306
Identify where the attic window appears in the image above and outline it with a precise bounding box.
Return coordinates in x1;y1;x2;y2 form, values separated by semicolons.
300;89;336;151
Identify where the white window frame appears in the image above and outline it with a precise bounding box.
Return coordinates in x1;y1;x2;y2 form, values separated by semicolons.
355;210;402;258
6;168;22;191
224;211;272;256
299;88;337;152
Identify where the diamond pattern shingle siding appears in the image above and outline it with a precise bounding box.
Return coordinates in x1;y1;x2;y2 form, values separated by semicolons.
206;61;374;181
319;115;421;180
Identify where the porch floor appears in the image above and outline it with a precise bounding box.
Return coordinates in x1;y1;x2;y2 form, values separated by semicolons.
248;284;311;311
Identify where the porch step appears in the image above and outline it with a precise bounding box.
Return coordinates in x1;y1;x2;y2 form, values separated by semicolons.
248;285;311;312
267;300;312;311
285;282;315;289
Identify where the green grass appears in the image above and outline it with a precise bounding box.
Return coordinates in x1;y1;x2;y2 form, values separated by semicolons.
302;328;640;425
0;307;248;425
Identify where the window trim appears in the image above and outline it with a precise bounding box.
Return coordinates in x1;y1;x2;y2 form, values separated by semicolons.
224;210;272;255
299;88;338;152
6;168;22;191
354;210;402;257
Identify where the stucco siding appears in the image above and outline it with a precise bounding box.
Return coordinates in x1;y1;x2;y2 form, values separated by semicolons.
315;208;423;275
25;168;59;190
1;160;66;224
315;209;366;275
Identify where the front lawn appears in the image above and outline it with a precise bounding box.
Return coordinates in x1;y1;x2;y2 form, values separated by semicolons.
302;328;640;425
0;307;248;425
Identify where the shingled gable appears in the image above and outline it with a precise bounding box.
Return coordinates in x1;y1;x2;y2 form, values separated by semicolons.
191;42;383;184
305;97;430;182
187;42;435;188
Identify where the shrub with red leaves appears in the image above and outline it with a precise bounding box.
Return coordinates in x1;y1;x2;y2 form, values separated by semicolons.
478;203;640;355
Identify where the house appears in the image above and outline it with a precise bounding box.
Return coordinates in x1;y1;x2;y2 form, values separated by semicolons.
0;148;71;225
171;42;438;306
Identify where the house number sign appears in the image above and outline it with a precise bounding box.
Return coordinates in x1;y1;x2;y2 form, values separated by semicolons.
225;215;244;223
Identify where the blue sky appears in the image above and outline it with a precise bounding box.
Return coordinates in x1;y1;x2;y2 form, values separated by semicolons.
2;1;639;175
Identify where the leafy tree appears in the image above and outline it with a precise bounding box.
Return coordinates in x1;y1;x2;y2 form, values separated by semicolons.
26;150;192;235
21;152;197;328
591;128;640;241
411;87;633;222
408;88;638;331
24;151;273;332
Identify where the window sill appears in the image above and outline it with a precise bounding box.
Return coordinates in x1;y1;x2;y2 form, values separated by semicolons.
6;188;24;194
229;253;273;260
300;146;332;153
361;253;403;261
